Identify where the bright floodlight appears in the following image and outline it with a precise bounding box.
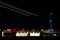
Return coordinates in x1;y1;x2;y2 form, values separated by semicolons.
16;32;28;37
30;32;40;36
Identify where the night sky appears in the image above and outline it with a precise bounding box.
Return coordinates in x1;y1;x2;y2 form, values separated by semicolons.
0;0;59;30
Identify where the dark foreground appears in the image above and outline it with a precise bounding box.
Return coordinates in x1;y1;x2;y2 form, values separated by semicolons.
0;36;60;40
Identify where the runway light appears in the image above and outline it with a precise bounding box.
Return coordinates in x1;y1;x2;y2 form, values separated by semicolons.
53;34;56;36
43;35;46;37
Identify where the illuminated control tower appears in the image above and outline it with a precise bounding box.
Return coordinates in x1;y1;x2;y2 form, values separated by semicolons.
49;13;53;34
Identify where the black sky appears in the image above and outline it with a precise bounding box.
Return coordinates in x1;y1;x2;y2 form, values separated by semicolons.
0;0;59;30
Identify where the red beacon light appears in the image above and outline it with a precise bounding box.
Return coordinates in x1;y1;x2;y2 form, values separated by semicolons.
22;29;25;32
6;28;12;33
17;29;26;32
12;28;17;32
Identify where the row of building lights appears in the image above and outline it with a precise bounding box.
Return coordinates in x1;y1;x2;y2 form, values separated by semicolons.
1;28;57;37
2;28;55;33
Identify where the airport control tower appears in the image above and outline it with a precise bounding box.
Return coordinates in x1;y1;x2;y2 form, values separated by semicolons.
49;13;53;34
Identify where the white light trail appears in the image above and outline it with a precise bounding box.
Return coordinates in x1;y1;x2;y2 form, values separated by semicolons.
0;5;30;16
0;1;39;16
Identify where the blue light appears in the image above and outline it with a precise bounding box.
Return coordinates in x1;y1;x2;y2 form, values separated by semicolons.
50;20;52;22
49;19;53;34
